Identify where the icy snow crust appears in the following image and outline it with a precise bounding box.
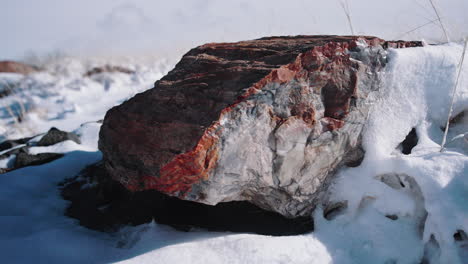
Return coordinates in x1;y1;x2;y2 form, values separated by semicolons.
0;44;467;263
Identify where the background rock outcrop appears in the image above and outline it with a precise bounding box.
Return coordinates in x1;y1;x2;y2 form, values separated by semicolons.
99;36;421;218
0;60;39;75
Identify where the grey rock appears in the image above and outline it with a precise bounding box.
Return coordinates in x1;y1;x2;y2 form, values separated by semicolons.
37;127;81;146
0;146;28;160
0;137;31;152
14;152;64;168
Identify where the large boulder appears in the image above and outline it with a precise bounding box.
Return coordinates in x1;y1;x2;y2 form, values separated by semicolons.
99;35;422;218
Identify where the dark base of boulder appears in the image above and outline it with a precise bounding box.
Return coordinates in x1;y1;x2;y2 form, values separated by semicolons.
61;162;313;236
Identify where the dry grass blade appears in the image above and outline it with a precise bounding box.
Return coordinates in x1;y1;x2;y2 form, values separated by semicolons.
428;0;450;42
397;18;440;39
440;38;467;151
339;0;355;35
0;78;26;122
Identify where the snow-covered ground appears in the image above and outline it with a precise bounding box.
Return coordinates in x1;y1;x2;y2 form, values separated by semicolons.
0;44;467;263
0;56;174;141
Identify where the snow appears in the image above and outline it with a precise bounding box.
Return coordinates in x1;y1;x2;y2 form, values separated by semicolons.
0;44;468;263
0;56;174;141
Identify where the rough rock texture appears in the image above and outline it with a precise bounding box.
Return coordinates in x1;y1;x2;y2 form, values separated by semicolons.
37;127;81;146
0;61;39;75
99;35;422;218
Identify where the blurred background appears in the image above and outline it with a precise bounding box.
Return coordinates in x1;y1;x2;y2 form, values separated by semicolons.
2;0;468;60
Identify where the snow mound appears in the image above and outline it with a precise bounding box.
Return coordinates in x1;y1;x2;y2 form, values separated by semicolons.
325;43;468;263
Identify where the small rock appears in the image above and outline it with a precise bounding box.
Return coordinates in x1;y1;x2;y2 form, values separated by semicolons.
0;137;32;152
0;146;28;160
323;201;348;220
84;65;135;77
37;127;81;146
454;229;467;241
0;141;19;152
385;214;398;220
375;173;406;189
342;146;365;167
0;168;12;174
14;152;64;168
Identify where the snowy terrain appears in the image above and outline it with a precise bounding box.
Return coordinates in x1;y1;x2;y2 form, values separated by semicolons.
0;56;174;141
0;43;467;263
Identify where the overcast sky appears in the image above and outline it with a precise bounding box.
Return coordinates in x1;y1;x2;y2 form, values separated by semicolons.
1;0;467;60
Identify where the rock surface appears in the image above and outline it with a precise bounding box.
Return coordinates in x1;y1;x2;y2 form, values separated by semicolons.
0;137;31;152
0;127;79;172
0;146;28;160
0;60;39;75
99;35;422;218
37;127;81;146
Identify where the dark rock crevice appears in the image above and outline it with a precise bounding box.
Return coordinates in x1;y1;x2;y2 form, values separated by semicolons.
399;128;419;155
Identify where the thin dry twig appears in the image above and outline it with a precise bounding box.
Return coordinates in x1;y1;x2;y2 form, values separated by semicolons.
339;0;355;35
440;38;467;151
428;0;450;42
397;18;440;39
